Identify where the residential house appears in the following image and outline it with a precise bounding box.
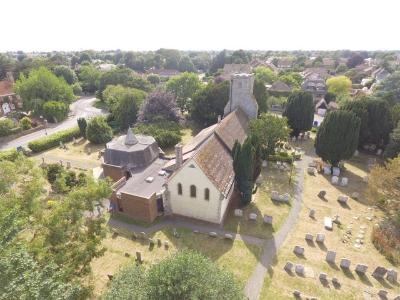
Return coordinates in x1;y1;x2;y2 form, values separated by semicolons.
301;73;327;101
0;73;22;117
276;57;294;70
268;81;292;96
148;69;181;78
372;68;390;83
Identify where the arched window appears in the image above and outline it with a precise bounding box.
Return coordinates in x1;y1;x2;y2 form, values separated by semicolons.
204;188;210;201
190;185;196;198
177;183;182;195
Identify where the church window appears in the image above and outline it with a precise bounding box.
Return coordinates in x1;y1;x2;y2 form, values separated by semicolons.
178;183;182;195
190;185;196;198
204;188;210;200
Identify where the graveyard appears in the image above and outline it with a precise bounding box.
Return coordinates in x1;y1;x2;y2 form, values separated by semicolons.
88;223;262;298
260;138;400;299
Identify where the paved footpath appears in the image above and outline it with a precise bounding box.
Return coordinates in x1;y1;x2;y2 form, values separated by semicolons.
244;155;311;300
107;153;311;300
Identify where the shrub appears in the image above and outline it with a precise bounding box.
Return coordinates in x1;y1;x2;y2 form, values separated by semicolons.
134;121;182;149
372;225;400;265
72;82;83;96
86;116;113;144
77;117;87;138
43;101;69;123
28;127;80;153
0;149;20;161
268;153;294;164
20;117;32;130
0;118;15;137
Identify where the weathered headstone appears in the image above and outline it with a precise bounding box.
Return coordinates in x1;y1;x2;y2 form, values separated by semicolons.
378;290;388;298
132;232;137;240
354;150;359;156
284;261;294;273
340;258;351;269
293;290;301;297
136;251;142;263
332;167;340;176
263;215;273;225
372;266;387;279
363;176;369;183
164;241;169;249
326;250;336;263
331;176;339;185
319;272;328;281
318;190;326;199
295;264;305;275
262;160;268;167
332;277;339;285
281;193;290;202
337;195;348;204
234;209;243;217
376;149;383;156
340;177;348;187
271;191;280;201
307;167;317;175
324;217;333;230
355;264;368;274
351;192;360;200
157;238;162;246
293;245;305;256
305;233;314;241
224;233;233;240
209;232;217;237
309;209;316;218
66;161;71;169
324;166;331;175
316;233;325;243
386;269;397;283
249;213;257;220
140;232;146;239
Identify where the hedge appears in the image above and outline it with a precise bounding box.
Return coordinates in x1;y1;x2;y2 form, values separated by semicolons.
0;149;20;161
268;153;294;164
28;127;81;153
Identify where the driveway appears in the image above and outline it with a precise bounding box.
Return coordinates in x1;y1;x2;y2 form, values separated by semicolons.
0;97;105;150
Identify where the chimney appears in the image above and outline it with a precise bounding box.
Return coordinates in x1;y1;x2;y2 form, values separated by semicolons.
217;115;221;123
175;143;183;169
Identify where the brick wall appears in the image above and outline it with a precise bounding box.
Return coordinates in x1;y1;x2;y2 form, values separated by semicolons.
103;163;125;182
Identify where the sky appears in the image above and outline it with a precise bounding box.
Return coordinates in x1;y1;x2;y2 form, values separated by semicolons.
2;0;399;52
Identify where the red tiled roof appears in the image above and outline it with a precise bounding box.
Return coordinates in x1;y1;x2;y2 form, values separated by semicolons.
215;108;248;150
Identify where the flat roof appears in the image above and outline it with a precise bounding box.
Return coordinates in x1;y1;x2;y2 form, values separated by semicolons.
117;158;167;199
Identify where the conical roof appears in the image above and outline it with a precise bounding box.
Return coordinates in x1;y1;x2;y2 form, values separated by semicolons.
125;127;138;145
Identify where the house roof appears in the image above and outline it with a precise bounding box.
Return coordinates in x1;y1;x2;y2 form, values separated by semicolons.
269;81;292;92
194;134;234;197
215;108;248;150
0;80;13;96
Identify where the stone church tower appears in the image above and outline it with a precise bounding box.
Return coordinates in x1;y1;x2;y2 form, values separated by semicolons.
223;73;258;119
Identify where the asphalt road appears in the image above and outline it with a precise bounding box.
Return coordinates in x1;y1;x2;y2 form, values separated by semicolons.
0;97;105;150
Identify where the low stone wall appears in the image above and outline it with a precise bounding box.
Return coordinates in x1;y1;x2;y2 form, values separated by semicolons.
0;125;45;144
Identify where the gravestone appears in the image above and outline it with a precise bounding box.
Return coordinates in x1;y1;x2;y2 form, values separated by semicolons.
131;232;137;240
223;233;232;240
293;290;301;297
262;160;268;167
271;191;280;201
157;238;162;246
324;217;333;230
332;277;339;284
340;177;348;187
294;246;305;256
193;230;199;234
249;213;257;220
332;167;340;176
164;241;169;249
331;176;339;185
337;195;348;204
305;233;314;241
209;232;217;237
376;149;383;156
316;233;325;243
378;290;388;298
307;167;317;175
372;266;387;279
340;258;351;269
284;261;294;272
386;269;397;283
281;193;290;202
309;209;316;218
263;215;273;225
140;232;146;239
148;239;155;247
318;190;326;199
319;272;328;281
66;161;71;169
351;192;360;200
354;150;359;156
295;264;305;275
136;251;142;263
324;166;331;175
326;250;336;263
363;176;369;183
355;264;368;274
234;209;243;217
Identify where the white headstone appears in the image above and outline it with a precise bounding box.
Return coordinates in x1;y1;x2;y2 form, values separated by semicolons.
376;149;383;156
363;176;369;183
337;195;348;204
249;213;257;221
340;177;348;186
262;160;268;167
324;217;333;230
316;233;325;243
332;167;340;176
224;233;233;240
209;232;217;237
326;250;336;263
353;150;359;156
234;209;243;217
324;166;331;175
340;258;351;269
331;176;339;185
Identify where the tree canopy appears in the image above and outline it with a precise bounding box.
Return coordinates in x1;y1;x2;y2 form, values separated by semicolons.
326;75;352;98
77;65;101;94
253;66;277;84
52;65;77;85
315;110;361;167
138;90;180;123
166;72;202;112
253;79;269;113
383;122;400;160
86;116;113;144
283;91;314;136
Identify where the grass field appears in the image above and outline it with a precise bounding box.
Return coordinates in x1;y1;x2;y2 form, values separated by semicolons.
88;226;262;298
260;139;400;300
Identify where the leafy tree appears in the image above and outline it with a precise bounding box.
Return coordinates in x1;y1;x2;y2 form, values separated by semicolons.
366;98;393;146
178;56;195;72
283;91;314;136
138;90;180;123
103;85;146;129
134;121;182;149
0;54;13;80
98;67;135;95
72;82;82;96
230;49;251;64
0;119;15;137
326;75;352;97
77;65;101;93
315;110;361;167
190;81;229;127
20;116;32;130
253;66;276;84
166;72;202;112
77;117;87;138
52;65;77;85
14;67;74;112
278;72;302;88
147;74;160;85
233;137;256;205
86;116;113;144
391;103;400;127
375;71;400;104
249;113;291;158
335;63;348;73
346;53;364;68
383;121;400;159
42;101;69;123
78;52;92;64
210;50;228;73
341;99;369;147
253;78;268;113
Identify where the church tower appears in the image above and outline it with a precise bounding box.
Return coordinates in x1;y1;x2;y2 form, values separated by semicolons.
223;73;258;119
